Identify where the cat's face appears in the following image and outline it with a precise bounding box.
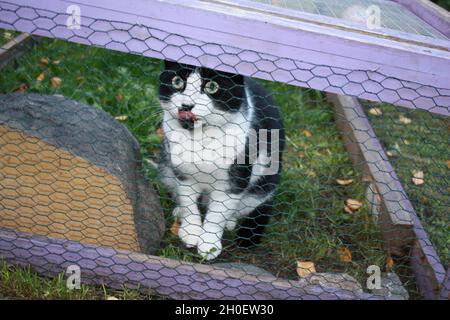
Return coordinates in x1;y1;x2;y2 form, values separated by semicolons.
159;61;245;129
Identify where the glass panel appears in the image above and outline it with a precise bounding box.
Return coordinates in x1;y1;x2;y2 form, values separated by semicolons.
246;0;446;39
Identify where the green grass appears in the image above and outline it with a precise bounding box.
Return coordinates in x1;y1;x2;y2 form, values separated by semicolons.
0;37;415;298
435;0;450;10
0;30;19;47
0;261;159;300
363;102;449;266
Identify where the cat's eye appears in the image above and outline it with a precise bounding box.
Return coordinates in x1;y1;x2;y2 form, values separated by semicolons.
204;81;219;94
171;76;184;90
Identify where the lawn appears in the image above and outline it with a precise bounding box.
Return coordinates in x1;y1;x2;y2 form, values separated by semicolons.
0;35;423;298
0;30;18;47
0;261;161;300
363;102;449;267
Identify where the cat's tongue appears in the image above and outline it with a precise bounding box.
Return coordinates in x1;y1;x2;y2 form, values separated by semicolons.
177;110;197;123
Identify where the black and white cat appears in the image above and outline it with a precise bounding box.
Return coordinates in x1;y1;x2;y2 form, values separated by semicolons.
158;61;285;260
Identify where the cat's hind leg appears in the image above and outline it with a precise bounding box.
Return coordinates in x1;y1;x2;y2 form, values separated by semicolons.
225;215;238;231
236;200;273;248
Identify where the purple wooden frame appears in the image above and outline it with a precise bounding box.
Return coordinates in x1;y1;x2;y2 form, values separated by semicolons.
393;0;450;38
0;0;449;116
0;227;390;300
0;0;449;299
328;93;446;299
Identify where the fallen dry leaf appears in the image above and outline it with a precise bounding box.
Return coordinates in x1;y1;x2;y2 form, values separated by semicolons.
336;178;353;186
344;206;354;214
40;57;49;65
302;129;313;138
399;115;412;124
3;32;12;40
114;115;128;121
14;83;29;92
447;160;450;169
339;247;352;263
305;170;316;177
170;220;180;236
412;170;424;185
36;72;45;82
369;107;383;116
52;60;60;65
116;94;124;101
345;199;363;212
157;127;164;139
296;261;316;277
51;77;62;88
386;256;394;271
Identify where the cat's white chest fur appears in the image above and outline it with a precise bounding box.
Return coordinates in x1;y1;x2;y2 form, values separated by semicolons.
164;117;249;186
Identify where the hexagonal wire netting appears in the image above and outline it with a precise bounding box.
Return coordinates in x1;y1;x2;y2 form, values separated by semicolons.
0;1;448;300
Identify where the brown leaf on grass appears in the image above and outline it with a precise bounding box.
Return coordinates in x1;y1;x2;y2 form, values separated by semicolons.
305;170;316;177
336;178;353;186
36;72;45;82
412;170;424;185
302;129;313;138
339;247;352;263
40;57;49;65
116;94;124;101
14;83;29;92
156;127;164;139
344;206;354;214
114;115;128;121
447;160;450;169
345;199;363;212
369;107;383;116
399;115;412;124
386;256;394;271
170;220;180;236
3;32;12;40
296;261;316;277
51;77;62;88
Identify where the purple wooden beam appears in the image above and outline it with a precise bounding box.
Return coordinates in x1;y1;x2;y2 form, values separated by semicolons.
394;0;450;38
328;93;446;299
0;227;390;300
0;32;36;69
0;0;449;116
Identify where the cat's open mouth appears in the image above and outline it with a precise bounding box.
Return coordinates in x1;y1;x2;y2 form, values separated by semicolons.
178;110;197;130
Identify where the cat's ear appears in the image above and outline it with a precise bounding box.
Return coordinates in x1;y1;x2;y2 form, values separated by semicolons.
164;60;179;70
164;60;195;72
231;74;244;86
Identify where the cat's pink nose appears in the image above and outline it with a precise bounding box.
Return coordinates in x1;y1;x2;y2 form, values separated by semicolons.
178;110;197;123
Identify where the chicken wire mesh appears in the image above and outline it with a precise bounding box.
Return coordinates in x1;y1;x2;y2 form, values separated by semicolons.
238;0;448;39
0;1;448;300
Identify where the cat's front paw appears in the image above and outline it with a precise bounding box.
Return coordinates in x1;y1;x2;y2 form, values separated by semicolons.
197;234;222;260
225;218;237;231
178;224;202;248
